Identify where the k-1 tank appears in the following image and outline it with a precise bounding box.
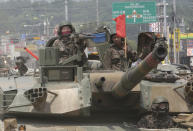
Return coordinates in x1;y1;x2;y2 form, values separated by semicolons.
0;32;190;131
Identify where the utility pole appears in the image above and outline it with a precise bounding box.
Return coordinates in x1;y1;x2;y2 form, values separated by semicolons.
46;17;50;39
65;0;69;22
163;0;167;37
43;20;47;35
173;0;177;63
163;0;169;63
157;0;168;36
96;0;99;26
157;0;168;63
167;26;170;63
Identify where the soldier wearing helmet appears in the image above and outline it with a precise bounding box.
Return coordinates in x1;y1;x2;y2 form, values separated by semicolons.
52;23;87;66
137;96;176;129
103;33;135;71
15;56;28;76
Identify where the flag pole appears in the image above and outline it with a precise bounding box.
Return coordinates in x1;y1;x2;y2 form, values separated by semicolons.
124;37;127;58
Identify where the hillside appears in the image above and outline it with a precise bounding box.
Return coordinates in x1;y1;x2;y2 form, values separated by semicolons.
0;0;192;41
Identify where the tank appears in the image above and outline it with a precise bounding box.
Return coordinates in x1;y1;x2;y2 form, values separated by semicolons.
0;33;189;131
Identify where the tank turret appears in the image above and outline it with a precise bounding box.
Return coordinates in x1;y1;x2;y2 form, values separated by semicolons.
112;39;167;98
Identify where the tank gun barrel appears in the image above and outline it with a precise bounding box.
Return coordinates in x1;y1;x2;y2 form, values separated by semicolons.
112;41;167;98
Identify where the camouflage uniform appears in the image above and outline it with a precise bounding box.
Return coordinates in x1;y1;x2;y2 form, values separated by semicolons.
137;32;157;60
137;113;175;129
103;44;133;71
52;24;87;66
137;96;177;129
15;56;28;76
103;45;126;70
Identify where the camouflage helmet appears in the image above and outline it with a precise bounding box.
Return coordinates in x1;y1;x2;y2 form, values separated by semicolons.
151;96;169;114
57;22;76;36
152;96;169;104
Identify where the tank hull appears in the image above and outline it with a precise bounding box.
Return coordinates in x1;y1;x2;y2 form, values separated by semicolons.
0;116;186;131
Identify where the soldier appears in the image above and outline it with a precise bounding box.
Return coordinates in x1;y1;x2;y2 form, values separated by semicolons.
52;23;88;66
103;33;134;71
137;32;161;60
15;56;28;76
137;96;176;129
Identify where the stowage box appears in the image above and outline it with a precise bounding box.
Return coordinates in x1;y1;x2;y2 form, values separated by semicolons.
39;47;59;66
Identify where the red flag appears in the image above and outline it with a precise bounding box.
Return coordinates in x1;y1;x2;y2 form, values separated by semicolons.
113;14;126;38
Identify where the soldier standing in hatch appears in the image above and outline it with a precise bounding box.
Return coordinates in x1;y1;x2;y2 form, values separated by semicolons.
137;96;177;129
15;56;28;76
52;23;87;66
103;33;134;71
